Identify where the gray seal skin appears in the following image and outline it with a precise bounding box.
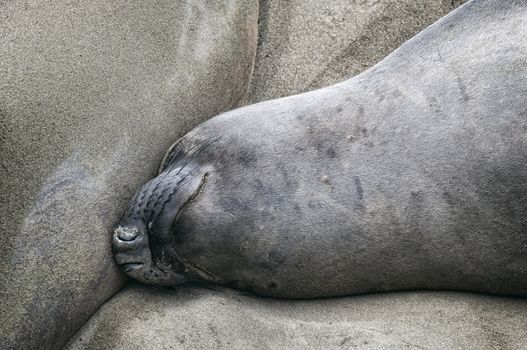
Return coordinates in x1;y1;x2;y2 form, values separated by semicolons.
113;0;527;298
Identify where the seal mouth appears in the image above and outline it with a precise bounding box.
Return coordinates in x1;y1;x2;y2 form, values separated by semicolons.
122;262;145;272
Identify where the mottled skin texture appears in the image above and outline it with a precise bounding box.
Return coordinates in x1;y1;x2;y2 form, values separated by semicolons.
114;0;527;298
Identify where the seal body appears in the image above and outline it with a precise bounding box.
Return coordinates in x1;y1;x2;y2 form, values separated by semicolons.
113;0;527;298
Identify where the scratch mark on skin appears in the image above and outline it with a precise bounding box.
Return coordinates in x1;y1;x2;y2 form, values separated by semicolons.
455;76;470;102
435;48;443;62
353;175;364;200
401;339;427;350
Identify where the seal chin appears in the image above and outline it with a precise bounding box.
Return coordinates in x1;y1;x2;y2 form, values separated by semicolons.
121;260;187;286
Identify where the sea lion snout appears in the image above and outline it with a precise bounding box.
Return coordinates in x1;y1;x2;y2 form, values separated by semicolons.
112;225;150;269
112;152;211;285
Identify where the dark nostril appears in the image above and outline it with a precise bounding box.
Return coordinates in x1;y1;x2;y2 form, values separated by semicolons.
115;226;140;242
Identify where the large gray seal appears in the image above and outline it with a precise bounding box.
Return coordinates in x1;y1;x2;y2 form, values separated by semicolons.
113;0;527;298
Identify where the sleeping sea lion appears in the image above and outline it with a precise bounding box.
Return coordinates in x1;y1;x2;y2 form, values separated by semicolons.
113;0;527;298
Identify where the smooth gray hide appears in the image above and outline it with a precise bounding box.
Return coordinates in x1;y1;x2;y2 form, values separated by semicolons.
113;0;527;298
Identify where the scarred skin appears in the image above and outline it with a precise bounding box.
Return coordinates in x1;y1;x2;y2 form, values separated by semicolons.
113;0;527;298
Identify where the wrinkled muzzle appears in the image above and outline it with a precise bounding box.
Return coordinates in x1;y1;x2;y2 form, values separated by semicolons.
112;160;208;285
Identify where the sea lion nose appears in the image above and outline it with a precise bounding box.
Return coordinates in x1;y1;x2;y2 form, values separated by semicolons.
115;226;140;242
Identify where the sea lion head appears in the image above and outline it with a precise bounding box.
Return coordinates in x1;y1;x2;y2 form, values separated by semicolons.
112;105;303;288
112;138;211;285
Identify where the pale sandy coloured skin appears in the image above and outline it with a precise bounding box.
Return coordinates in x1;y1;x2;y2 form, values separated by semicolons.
113;0;527;298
